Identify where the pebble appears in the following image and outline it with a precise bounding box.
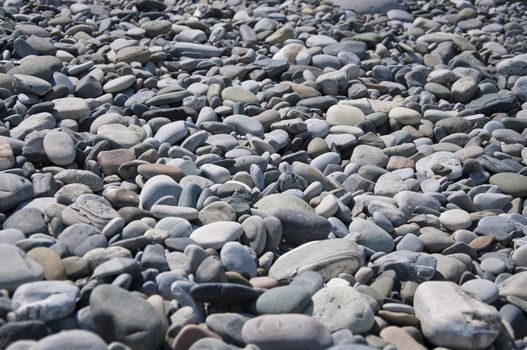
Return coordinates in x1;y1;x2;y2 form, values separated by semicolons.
414;281;501;349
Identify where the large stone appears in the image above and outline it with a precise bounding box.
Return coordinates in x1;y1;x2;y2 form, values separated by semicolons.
97;124;145;148
489;173;527;198
12;74;52;96
269;239;364;282
254;193;314;213
326;104;365;126
272;209;332;246
388;107;421;125
115;46;151;64
12;281;79;321
62;197;120;230
30;330;107;350
43;131;76;166
255;285;311;314
414;281;501;349
499;271;527;301
0;173;34;212
52;97;91;120
242;314;333;350
57;223;107;257
103;75;136;93
351;145;389;168
189;222;244;250
309;286;374;333
348;218;395;253
496;54;527;76
139;175;182;210
90;285;163;350
170;42;223;58
10;113;55;140
221;86;258;104
415;151;462;180
0;244;43;291
55;170;103;193
465;92;517;115
27;247;66;280
0;140;15;171
330;0;407;14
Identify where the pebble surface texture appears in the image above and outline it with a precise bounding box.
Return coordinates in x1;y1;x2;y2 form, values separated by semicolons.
0;0;526;349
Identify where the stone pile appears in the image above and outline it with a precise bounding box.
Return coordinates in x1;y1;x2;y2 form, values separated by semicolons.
0;0;526;349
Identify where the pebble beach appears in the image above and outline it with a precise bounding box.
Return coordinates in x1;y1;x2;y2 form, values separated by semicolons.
0;0;527;349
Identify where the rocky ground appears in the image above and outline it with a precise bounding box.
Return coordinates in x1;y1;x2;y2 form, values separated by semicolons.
0;0;526;349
